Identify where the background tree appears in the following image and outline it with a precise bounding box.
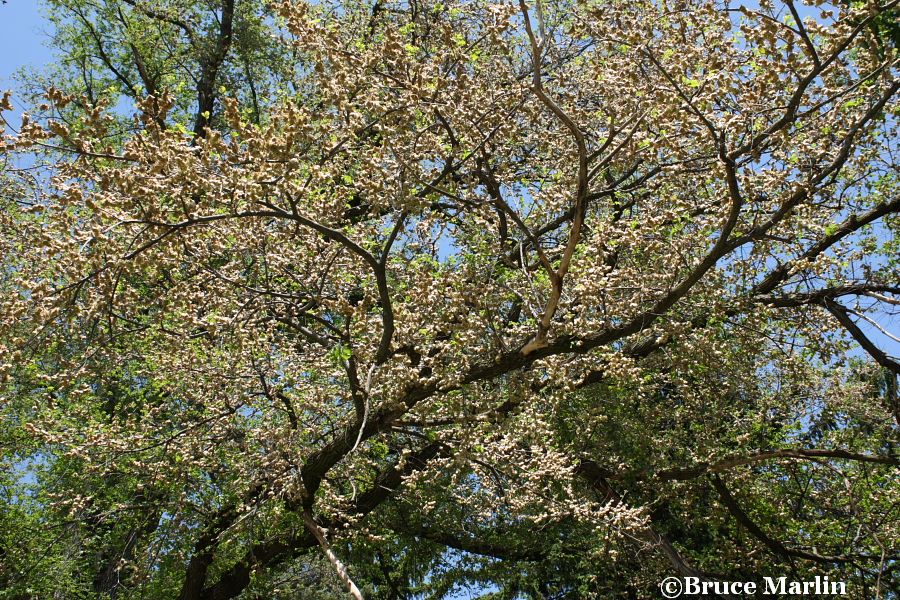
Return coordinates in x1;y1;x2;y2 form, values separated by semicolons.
1;0;899;598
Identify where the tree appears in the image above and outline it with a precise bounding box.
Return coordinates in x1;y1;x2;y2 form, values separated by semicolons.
29;0;288;135
1;0;899;598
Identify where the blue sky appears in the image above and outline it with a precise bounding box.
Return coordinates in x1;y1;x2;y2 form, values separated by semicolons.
0;1;54;115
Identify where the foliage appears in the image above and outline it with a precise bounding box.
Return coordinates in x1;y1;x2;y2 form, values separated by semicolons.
1;0;899;598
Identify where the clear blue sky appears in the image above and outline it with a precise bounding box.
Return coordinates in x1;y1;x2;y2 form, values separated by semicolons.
0;1;54;113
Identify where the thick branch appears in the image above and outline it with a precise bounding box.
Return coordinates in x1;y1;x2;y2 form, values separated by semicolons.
826;300;900;375
193;0;235;138
710;474;888;565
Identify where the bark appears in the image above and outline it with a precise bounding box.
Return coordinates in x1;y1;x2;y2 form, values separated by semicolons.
193;0;236;138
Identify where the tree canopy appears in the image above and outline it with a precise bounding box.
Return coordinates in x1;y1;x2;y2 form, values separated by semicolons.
1;0;899;598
